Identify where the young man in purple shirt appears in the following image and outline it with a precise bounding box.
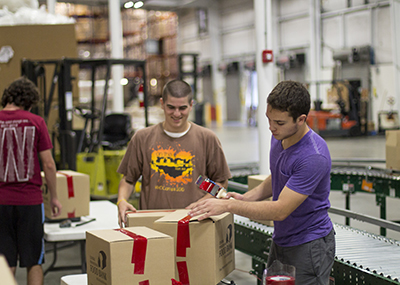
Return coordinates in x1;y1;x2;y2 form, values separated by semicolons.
189;80;335;284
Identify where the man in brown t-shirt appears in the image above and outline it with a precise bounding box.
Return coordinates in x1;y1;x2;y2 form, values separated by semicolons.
117;79;231;227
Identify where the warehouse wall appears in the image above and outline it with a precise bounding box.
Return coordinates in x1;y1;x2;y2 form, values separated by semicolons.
177;0;397;130
178;0;256;124
321;1;393;128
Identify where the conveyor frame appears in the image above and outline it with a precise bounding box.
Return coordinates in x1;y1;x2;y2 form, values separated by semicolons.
229;179;400;285
228;160;400;236
234;215;400;285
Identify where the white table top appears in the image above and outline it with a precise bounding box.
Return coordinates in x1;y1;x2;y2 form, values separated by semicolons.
60;274;87;285
44;200;119;242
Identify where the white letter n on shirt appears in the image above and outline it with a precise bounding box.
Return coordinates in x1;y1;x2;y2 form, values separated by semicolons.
0;126;35;182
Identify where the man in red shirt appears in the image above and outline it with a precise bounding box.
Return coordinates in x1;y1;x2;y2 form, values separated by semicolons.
0;77;62;285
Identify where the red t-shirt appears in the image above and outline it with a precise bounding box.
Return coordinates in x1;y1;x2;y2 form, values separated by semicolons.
0;110;53;205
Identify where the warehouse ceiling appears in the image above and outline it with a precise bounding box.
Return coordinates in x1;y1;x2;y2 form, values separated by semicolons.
37;0;211;10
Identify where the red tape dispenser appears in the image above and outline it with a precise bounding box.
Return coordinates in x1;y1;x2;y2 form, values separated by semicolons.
195;175;229;199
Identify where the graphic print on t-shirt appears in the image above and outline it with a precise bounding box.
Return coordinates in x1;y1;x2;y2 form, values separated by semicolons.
151;146;194;187
0;120;35;182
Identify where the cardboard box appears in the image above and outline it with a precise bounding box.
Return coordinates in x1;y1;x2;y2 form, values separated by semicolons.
248;175;274;227
86;226;175;285
0;255;17;285
127;209;235;285
386;130;400;171
0;24;77;93
0;24;79;155
41;170;90;220
248;174;268;191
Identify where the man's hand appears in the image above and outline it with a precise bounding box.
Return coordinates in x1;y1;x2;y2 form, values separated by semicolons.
117;199;136;228
50;197;62;217
187;198;230;221
226;192;244;200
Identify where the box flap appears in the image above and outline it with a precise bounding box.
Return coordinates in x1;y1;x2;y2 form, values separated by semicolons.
87;228;128;242
127;209;175;218
87;226;172;242
124;226;172;239
155;209;196;223
155;209;230;223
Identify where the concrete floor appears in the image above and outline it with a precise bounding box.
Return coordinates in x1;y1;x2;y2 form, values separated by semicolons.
14;122;399;285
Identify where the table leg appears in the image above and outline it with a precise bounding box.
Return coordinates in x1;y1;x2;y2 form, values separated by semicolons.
43;242;58;276
43;241;84;275
80;240;87;273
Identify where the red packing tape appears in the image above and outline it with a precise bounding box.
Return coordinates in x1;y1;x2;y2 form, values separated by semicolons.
172;279;183;285
139;281;150;285
57;172;75;198
67;210;76;218
177;261;190;285
176;215;191;257
115;229;147;274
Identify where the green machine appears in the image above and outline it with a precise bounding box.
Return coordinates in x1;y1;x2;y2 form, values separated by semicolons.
77;146;126;198
75;110;132;199
21;58;148;199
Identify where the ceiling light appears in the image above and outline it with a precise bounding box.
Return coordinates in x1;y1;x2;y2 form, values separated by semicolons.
124;1;134;9
120;78;129;85
134;1;144;9
150;78;157;87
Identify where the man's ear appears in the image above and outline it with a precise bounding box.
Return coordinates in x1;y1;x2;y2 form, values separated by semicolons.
298;114;307;124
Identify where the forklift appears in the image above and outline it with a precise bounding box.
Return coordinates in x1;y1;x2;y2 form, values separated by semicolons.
307;79;367;137
21;58;149;199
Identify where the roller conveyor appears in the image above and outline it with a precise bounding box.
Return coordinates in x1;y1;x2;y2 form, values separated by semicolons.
334;224;400;280
234;215;400;284
330;165;400;197
331;166;400;181
329;165;400;237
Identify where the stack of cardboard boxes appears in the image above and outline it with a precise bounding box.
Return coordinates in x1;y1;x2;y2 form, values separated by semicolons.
86;209;235;285
41;168;236;284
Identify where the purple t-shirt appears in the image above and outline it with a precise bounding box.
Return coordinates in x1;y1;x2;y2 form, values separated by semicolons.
270;129;333;247
0;110;53;205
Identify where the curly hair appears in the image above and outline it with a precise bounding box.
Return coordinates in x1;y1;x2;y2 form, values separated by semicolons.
267;80;311;121
2;77;39;110
162;79;193;103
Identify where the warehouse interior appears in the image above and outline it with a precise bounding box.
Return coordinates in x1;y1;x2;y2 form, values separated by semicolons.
1;0;400;284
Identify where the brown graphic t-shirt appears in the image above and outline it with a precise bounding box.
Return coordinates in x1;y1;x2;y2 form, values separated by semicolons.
117;122;231;209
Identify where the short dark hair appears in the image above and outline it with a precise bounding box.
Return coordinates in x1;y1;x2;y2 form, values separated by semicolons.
162;79;193;103
2;77;39;110
267;80;310;121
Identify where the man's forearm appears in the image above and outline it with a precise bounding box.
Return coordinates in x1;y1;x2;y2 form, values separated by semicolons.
43;163;57;199
118;177;135;201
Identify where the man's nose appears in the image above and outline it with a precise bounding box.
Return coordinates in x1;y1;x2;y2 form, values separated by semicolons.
269;123;275;132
